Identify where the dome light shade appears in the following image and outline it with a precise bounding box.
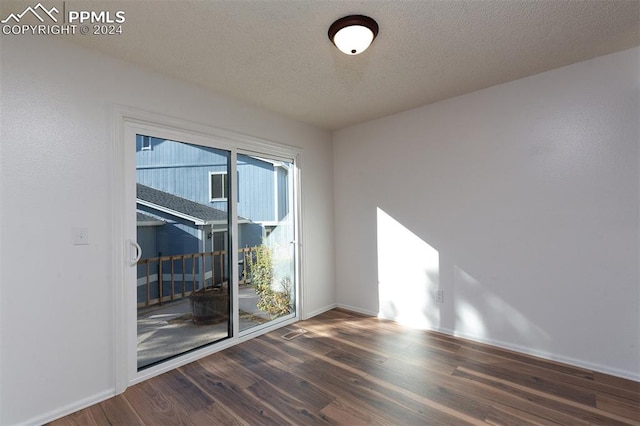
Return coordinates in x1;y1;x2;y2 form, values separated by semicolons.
328;15;378;55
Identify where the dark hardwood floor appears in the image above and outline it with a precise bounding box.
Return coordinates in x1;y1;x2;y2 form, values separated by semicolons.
51;308;640;425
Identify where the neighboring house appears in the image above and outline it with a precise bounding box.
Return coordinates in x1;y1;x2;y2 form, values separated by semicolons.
134;135;290;305
136;183;263;305
136;210;165;260
137;183;262;256
136;135;290;228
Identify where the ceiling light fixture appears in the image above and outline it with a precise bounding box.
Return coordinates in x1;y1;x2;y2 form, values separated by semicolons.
328;15;379;56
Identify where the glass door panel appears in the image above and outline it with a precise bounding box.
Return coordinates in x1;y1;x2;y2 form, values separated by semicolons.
135;134;231;370
237;153;296;333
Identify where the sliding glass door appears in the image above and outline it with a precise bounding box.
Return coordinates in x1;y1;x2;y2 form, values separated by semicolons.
237;153;296;333
135;134;232;370
129;130;298;371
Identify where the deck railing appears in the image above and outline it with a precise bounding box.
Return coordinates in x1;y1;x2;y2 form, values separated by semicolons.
136;246;257;308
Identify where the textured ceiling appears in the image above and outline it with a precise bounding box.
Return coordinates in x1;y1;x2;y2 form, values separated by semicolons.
4;0;639;130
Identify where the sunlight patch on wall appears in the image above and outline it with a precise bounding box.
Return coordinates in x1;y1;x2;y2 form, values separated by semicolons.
376;208;439;329
454;266;550;345
455;300;487;338
453;268;488;339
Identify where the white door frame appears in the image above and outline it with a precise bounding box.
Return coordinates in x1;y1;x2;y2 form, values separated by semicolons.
112;106;303;393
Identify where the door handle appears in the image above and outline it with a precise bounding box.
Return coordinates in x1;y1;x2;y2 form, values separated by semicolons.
129;240;142;266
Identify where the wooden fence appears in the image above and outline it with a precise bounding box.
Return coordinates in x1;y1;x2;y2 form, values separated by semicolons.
136;246;256;308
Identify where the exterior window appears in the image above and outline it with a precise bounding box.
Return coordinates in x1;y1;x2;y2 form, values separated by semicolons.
141;135;152;151
210;172;228;201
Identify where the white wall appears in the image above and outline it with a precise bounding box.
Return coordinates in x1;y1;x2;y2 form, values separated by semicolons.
0;36;335;425
334;48;640;380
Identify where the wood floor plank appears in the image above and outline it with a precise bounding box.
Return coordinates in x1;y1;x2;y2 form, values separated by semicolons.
454;366;637;425
244;378;334;425
218;348;335;412
597;394;640;421
186;402;247;426
51;308;640;426
98;394;145;425
449;368;592;425
305;319;461;378
459;358;597;406
287;339;484;425
122;379;196;425
455;338;595;380
295;359;459;425
224;339;301;373
179;360;290;426
457;345;640;404
155;368;219;413
84;404;111;425
319;399;393;426
484;404;560;426
595;371;640;393
197;351;258;390
241;334;306;371
323;347;496;422
48;407;100;426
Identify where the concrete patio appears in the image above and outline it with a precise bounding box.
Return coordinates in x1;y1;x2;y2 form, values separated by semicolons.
137;286;269;369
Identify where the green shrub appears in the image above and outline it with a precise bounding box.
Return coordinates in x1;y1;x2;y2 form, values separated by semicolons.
250;245;292;319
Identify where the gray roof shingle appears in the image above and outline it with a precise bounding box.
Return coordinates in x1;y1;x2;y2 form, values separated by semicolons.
137;183;231;223
136;211;163;223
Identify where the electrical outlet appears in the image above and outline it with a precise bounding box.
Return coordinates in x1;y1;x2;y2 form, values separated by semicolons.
436;289;444;303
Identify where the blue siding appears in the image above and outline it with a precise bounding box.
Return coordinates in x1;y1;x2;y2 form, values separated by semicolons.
136;206;201;256
237;154;274;222
136;136;229;167
137;165;227;206
277;166;289;221
137;226;159;260
136;136;277;223
137;136;229;206
239;222;264;249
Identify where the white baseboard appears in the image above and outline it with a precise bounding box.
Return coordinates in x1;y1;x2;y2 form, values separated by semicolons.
303;303;337;319
433;326;640;382
21;389;115;426
336;303;377;317
348;308;639;382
